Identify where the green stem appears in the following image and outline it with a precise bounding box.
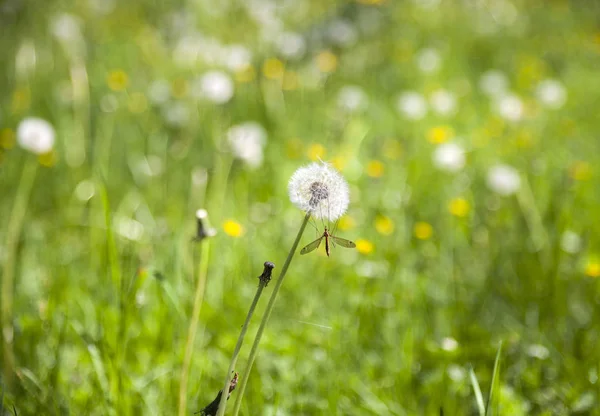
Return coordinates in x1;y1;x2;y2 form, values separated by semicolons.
178;238;212;416
1;158;38;388
215;280;267;416
231;213;311;415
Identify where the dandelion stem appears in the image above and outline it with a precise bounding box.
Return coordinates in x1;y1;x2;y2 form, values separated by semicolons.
1;158;38;388
178;238;212;416
214;287;264;416
231;212;311;415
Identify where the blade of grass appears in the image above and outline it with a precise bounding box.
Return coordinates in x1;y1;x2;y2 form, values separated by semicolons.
485;342;503;416
468;366;485;416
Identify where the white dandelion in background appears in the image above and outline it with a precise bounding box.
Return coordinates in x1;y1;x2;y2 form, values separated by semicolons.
277;32;306;59
223;44;252;71
227;122;267;168
496;94;524;121
536;79;567;109
433;143;466;173
288;162;349;221
396;91;428;120
192;71;234;104
487;164;521;196
162;101;189;127
416;48;441;73
17;117;55;154
337;85;368;113
147;79;171;105
326;19;358;47
560;230;581;254
430;89;457;116
479;69;509;97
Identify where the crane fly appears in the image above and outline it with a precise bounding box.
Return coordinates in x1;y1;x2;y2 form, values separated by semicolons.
300;226;356;257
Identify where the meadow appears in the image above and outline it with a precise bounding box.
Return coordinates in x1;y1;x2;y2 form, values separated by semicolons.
1;0;600;414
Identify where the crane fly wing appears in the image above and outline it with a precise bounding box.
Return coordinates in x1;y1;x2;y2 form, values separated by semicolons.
330;236;356;249
300;237;323;255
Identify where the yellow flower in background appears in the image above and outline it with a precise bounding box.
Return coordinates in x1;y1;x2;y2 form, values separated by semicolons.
107;70;129;91
357;0;385;4
128;92;148;113
307;143;326;161
38;151;57;167
356;239;374;254
331;156;347;171
236;65;256;83
0;128;15;149
569;161;592;181
171;78;188;98
484;116;505;138
414;222;433;240
449;198;470;218
11;87;30;113
316;50;338;73
585;261;600;278
282;71;299;90
337;215;355;231
382;139;402;160
427;126;454;144
263;58;284;79
366;160;385;178
375;215;394;235
223;220;244;237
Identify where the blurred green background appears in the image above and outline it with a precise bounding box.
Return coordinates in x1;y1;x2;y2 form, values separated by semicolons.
1;0;600;414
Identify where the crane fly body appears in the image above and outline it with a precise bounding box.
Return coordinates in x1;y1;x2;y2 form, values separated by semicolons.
300;226;356;257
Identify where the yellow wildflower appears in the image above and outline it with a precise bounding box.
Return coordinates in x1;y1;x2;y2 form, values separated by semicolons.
171;78;188;98
382;139;402;160
585;261;600;278
107;70;129;91
286;138;303;159
128;92;148;113
366;160;385;178
355;239;374;254
337;215;355;231
414;222;433;240
375;215;394;235
569;161;592;181
11;87;30;113
38;151;57;167
236;65;256;83
263;58;284;79
449;198;470;218
223;220;244;237
0;128;15;149
427;126;453;144
316;51;338;73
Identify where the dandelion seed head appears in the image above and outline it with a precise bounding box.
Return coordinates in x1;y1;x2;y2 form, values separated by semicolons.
193;71;234;104
433;143;466;173
396;91;428;120
496;94;524;122
17;117;55;155
288;162;349;221
487;164;521;196
536;79;567;109
227;122;267;168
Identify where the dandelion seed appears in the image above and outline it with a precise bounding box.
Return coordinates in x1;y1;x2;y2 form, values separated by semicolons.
433;143;465;173
288;162;349;221
487;164;521;196
17;117;55;155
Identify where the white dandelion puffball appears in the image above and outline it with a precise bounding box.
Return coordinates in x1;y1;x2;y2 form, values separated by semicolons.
193;71;234;104
487;164;521;196
288;162;350;221
396;91;428;120
416;48;441;73
479;70;509;97
430;89;457;116
433;143;466;173
536;79;567;109
227;122;267;168
277;32;306;59
17;117;55;154
496;94;523;122
337;85;368;113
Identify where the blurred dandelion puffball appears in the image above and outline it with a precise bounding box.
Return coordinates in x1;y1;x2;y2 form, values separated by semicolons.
433;143;465;173
17;117;55;154
396;91;428;120
288;162;349;221
227;122;267;168
194;71;234;104
487;164;521;196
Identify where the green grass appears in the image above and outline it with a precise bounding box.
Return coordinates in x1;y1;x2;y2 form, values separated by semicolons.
1;0;600;414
